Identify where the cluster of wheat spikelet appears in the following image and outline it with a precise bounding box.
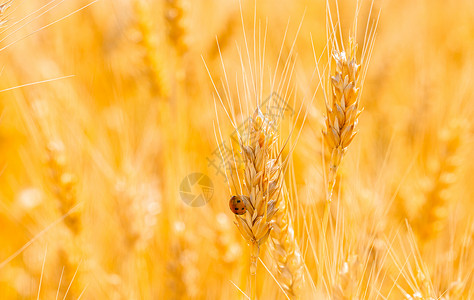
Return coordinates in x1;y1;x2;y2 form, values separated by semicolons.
413;119;465;244
269;184;304;298
323;39;362;200
165;0;189;55
231;108;280;297
229;106;304;298
0;0;473;299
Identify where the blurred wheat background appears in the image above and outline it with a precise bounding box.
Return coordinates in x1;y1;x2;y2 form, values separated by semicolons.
0;0;473;299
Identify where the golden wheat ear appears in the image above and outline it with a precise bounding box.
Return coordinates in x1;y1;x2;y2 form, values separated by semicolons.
269;183;304;298
165;0;189;55
228;107;282;298
323;39;362;200
413;119;465;244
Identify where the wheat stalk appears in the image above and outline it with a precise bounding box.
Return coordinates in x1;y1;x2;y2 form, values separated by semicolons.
323;39;362;200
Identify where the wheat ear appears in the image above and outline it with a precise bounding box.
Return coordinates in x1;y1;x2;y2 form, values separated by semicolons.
165;0;188;55
232;108;281;299
414;120;464;243
45;140;84;298
134;0;168;98
323;39;362;200
46;140;81;235
269;185;304;298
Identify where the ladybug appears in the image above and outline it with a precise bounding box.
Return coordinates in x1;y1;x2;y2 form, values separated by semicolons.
229;195;247;215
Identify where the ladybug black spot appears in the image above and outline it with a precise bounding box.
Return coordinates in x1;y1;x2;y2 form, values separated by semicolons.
237;200;241;203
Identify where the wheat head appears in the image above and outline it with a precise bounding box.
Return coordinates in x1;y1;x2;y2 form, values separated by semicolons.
323;39;362;200
414;120;464;243
165;0;188;55
233;108;280;273
269;185;304;298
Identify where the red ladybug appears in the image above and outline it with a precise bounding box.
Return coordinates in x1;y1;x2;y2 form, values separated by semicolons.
229;195;247;215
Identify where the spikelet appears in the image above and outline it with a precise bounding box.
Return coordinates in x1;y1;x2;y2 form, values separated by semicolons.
269;186;304;298
323;39;362;200
232;108;281;281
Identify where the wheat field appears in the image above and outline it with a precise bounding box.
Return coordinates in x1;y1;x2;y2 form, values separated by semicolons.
0;0;473;299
